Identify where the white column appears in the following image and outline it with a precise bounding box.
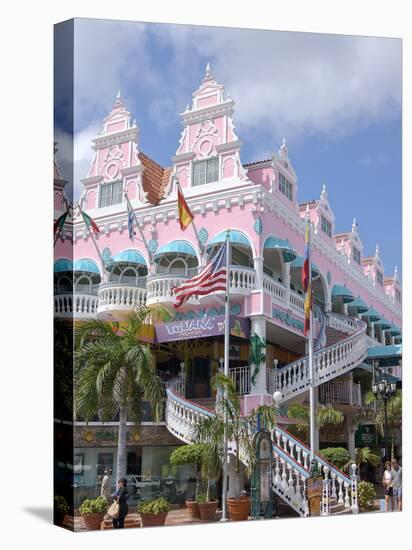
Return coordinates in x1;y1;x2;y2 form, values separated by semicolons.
370;322;375;342
254;256;264;291
282;262;291;307
250;315;267;395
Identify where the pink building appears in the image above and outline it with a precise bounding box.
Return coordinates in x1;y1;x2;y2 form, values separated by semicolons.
54;65;402;517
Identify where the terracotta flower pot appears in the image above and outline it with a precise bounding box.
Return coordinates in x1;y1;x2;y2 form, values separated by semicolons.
186;500;200;519
227;497;250;521
82;512;105;530
54;510;66;526
140;512;168;527
198;500;218;522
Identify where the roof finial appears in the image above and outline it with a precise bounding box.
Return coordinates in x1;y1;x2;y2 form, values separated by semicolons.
375;243;380;258
114;89;124;109
117;89;121;98
279;137;288;157
394;265;398;280
320;184;328;201
352;218;358;232
305;203;310;218
203;61;213;81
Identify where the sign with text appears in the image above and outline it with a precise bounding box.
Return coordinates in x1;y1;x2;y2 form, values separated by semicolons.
155;315;250;343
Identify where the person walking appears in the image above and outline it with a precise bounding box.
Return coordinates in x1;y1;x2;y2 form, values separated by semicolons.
111;478;129;528
100;468;112;506
382;461;393;512
391;457;402;511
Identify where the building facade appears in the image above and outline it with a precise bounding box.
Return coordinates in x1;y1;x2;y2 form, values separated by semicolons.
54;65;402;515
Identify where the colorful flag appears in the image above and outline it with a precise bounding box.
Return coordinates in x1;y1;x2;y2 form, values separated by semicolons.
173;241;227;308
54;211;67;235
304;280;312;336
177;185;193;231
81;210;100;235
302;219;310;292
127;200;135;240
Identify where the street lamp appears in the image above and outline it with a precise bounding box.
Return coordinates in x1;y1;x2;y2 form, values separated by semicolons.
372;378;397;460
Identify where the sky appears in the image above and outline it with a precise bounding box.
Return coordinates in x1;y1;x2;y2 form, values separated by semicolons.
54;18;402;279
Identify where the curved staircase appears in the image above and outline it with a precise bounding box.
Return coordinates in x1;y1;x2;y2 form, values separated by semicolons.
165;312;366;517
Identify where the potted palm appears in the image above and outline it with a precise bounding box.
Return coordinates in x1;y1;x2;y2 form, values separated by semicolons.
138;497;170;527
79;496;107;530
193;373;276;522
197;442;221;521
169;444;205;519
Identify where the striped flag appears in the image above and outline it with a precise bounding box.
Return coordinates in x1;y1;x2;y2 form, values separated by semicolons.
81;210;100;235
177;184;193;231
127;199;135;240
54;211;67;235
302;218;311;336
172;242;227;308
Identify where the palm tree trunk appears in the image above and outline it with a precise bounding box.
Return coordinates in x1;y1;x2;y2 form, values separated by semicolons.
116;405;128;482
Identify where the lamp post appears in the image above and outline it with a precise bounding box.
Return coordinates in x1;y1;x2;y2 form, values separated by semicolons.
372;378;397;460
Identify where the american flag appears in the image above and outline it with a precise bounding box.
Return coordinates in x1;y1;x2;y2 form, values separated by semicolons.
172;241;228;308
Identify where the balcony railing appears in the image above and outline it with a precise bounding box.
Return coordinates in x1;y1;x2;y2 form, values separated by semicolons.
230;366;251;395
263;274;306;315
54;293;98;318
97;282;147;317
318;380;362;406
146;274;199;306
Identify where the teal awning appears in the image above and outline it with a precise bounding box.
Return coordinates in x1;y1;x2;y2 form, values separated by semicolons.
206;230;251;251
290;256;320;278
347;296;368;313
359;362;401;381
387;324;401;336
263;237;298;263
111;249;147;267
54;259;73;273
73;259;100;275
361;308;381;322
154;240;198;262
331;284;355;303
367;344;402;359
373;317;392;330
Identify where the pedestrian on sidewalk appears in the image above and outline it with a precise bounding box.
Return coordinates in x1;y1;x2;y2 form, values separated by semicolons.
111;478;129;528
382;461;394;512
391;458;402;511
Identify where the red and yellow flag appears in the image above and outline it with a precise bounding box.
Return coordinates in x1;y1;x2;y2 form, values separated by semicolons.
177;185;193;231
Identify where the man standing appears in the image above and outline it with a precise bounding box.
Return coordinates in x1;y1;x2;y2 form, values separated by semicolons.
101;468;112;505
391;458;402;511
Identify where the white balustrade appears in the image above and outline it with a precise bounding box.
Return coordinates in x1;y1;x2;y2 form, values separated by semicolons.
230;366;251;395
97;284;146;314
289;290;305;314
263;275;287;306
54;293;98;318
146;275;193;305
229;266;256;293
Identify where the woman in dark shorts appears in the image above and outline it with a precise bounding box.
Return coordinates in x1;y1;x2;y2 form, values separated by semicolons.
382;461;393;512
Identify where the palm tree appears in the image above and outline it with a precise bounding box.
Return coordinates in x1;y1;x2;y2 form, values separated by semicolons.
286;403;344;442
193;373;277;499
74;306;172;482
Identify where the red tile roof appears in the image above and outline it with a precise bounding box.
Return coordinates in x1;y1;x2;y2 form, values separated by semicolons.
138;151;172;206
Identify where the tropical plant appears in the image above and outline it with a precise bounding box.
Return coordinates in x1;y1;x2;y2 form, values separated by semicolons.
170;444;206;500
353;447;380;470
138;497;171;515
74;307;172;481
318;447;351;470
357;481;376;510
54;495;69;514
79;496;108;516
286;403;344;442
193;373;277;499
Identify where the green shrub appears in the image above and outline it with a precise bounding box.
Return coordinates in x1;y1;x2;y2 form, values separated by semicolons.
196;493;206;503
358;481;376;510
318;447;351;470
170;444;206;466
79;496;107;516
54;495;69;514
138;497;170;515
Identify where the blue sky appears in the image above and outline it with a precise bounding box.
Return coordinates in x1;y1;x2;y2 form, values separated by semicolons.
54;18;402;278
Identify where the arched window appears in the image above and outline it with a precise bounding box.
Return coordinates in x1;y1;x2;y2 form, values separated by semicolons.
57;275;73;294
75;275;92;294
168;258;188;276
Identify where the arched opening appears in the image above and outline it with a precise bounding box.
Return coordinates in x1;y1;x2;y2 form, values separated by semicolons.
154;241;199;277
57;275;73;294
207;230;254;269
108;250;148;287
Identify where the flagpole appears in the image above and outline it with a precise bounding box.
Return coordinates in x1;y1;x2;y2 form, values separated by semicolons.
307;215;315;460
79;207;108;282
221;229;231;521
124;192;153;263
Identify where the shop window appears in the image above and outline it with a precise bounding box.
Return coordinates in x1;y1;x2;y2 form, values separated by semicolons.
193;158;219;186
97;452;114;477
376;270;383;286
352;246;361;265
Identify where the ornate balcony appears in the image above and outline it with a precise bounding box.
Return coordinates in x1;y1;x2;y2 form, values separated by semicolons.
146;274;199;307
96;282;147;320
54;293;99;319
